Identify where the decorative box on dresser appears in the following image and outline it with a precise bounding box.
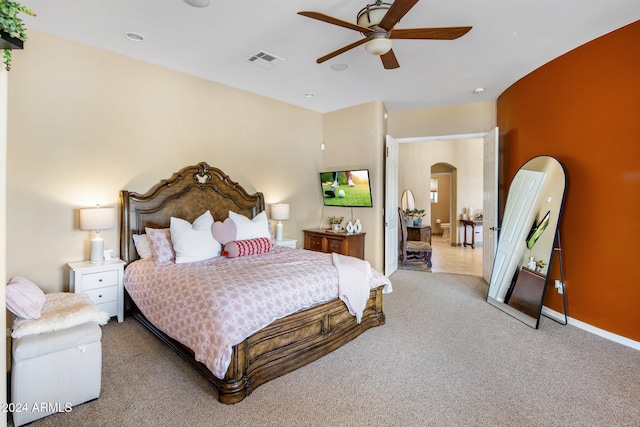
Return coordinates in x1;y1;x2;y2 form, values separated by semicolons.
68;259;125;323
303;229;365;260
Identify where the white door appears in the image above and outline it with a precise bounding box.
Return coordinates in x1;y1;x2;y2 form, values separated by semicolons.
487;169;546;301
482;127;499;283
384;135;399;276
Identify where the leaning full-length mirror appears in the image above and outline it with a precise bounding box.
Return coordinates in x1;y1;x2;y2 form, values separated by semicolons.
487;155;567;328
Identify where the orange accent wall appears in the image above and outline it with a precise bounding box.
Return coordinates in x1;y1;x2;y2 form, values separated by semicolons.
497;20;640;341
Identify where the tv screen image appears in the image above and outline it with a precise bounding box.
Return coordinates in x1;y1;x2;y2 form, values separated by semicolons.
526;210;550;249
320;170;373;207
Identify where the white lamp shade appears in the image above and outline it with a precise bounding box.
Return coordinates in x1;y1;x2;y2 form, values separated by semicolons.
271;203;290;221
80;207;115;231
364;38;393;56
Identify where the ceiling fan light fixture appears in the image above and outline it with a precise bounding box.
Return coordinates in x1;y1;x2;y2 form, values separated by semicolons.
183;0;209;7
356;1;392;27
365;38;393;56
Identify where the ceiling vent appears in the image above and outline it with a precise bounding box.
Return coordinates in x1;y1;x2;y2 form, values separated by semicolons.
247;51;284;69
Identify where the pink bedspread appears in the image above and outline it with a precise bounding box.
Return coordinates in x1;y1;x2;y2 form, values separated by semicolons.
124;246;391;379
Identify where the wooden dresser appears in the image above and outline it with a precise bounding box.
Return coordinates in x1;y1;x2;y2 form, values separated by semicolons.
303;229;365;260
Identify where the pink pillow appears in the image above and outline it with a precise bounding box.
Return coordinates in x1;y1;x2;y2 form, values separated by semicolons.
212;218;237;245
6;277;46;319
145;227;175;263
222;238;273;258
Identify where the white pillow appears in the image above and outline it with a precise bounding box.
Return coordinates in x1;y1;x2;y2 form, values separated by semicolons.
132;234;154;259
170;210;221;264
6;277;46;320
228;210;271;241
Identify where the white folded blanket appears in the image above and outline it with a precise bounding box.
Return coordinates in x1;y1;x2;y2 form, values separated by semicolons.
332;253;372;324
12;292;110;338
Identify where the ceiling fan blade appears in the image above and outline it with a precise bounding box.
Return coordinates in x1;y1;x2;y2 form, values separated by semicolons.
390;26;472;40
316;38;369;64
298;11;373;34
378;0;420;32
380;49;400;69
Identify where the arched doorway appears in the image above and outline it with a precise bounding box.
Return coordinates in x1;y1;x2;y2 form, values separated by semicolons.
430;163;455;245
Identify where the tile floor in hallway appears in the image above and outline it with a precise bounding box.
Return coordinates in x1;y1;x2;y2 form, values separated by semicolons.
429;234;483;276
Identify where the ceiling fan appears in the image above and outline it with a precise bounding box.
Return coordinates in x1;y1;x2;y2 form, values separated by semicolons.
298;0;472;69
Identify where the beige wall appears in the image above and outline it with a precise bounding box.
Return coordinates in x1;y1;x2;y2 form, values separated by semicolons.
388;101;496;137
6;31;327;292
322;101;386;270
1;67;8;423
6;30;388;295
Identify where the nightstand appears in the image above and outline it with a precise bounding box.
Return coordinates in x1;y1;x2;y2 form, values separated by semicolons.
68;259;125;323
274;238;297;249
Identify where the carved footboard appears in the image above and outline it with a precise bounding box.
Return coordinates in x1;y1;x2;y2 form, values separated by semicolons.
129;285;385;404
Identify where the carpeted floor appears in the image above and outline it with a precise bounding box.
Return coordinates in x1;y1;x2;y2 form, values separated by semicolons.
19;270;640;427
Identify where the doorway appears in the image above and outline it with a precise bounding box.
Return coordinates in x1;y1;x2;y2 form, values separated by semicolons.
388;132;492;277
430;166;453;242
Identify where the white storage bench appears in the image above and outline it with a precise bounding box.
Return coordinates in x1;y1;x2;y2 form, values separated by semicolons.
11;322;103;426
8;290;110;426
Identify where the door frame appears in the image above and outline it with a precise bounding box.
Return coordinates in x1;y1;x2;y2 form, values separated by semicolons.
384;131;495;277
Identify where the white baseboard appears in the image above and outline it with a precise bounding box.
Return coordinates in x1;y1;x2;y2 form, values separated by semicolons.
542;306;640;351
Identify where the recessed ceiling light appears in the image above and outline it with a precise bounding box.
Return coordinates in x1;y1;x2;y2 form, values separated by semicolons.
473;87;485;94
126;32;144;42
184;0;210;7
330;63;349;71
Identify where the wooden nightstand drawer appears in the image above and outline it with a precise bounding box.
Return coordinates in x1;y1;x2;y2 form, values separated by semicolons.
84;286;117;305
326;238;344;253
306;235;324;252
82;270;119;290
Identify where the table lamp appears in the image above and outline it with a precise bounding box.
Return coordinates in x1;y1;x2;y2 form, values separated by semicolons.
271;203;290;241
80;205;115;263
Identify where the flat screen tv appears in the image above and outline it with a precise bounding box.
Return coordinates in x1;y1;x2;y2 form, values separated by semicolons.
320;169;373;207
526;210;550;249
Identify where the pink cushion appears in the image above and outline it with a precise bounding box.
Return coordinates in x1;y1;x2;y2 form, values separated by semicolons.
6;277;46;319
211;218;237;245
145;227;175;263
222;238;273;258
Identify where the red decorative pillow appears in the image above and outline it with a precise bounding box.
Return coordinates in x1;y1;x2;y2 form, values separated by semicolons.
222;238;273;258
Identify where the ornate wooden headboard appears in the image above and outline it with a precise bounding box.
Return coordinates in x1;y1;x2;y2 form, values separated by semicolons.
120;162;265;264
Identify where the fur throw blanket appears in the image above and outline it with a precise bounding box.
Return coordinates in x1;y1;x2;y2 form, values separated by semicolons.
12;292;110;339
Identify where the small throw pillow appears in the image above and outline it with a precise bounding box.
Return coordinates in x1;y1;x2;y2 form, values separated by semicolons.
6;277;46;319
145;227;175;263
223;238;274;258
228;210;271;241
132;234;154;259
170;210;221;264
212;217;237;245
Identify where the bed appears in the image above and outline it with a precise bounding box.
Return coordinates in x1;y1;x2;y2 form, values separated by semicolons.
120;162;389;404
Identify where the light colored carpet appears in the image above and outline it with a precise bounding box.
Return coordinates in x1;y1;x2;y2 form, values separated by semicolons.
21;270;640;427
